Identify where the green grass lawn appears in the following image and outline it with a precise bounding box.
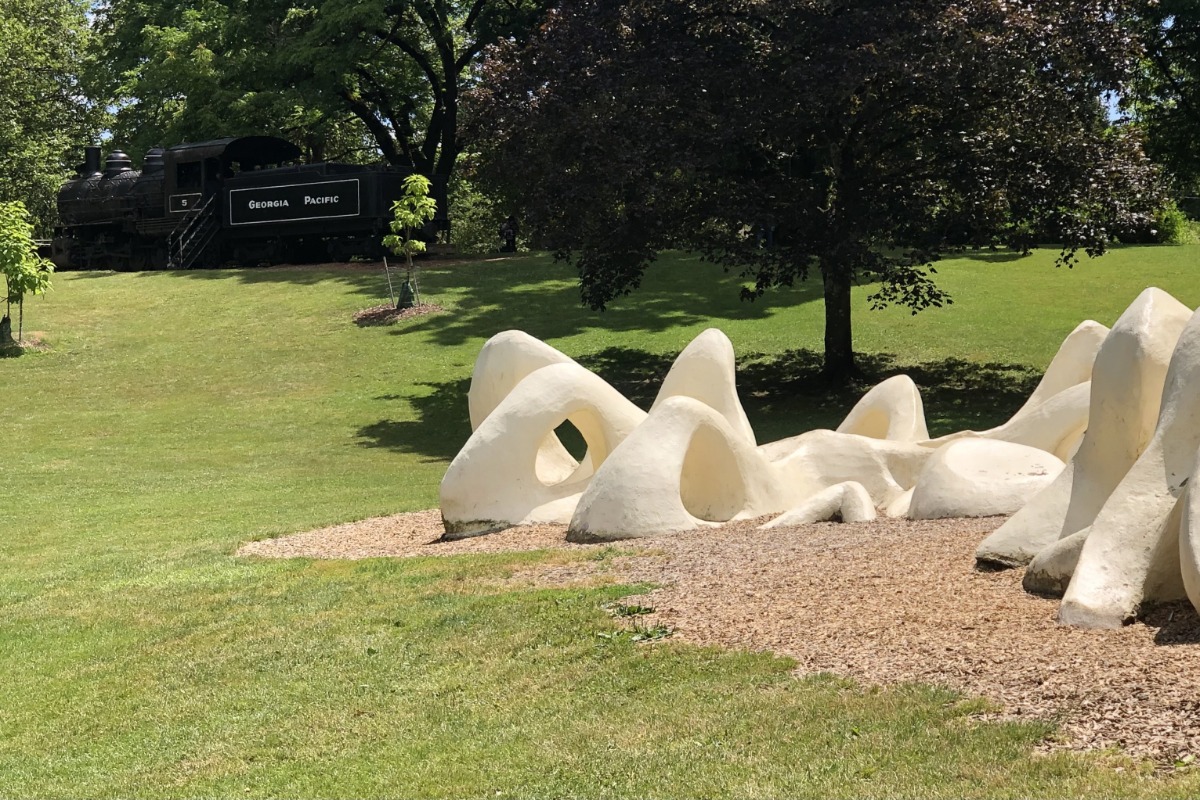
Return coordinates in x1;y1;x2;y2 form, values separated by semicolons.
3;246;1200;797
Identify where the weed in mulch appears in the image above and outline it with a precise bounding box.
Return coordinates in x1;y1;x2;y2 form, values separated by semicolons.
352;303;446;327
596;621;674;644
605;602;655;617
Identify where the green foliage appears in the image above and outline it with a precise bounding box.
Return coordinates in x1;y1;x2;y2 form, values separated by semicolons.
0;0;102;234
382;174;438;308
0;201;53;342
91;0;552;176
473;0;1161;379
87;0;377;164
606;602;655;617
1155;201;1200;245
1127;2;1200;195
449;170;509;254
595;621;673;642
383;175;438;265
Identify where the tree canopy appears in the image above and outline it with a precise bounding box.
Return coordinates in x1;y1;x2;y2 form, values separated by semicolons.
92;0;551;175
0;0;101;234
471;0;1164;378
1129;2;1200;195
89;0;376;164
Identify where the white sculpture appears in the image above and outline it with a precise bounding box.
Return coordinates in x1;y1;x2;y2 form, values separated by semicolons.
906;439;1064;520
650;328;757;445
568;395;791;540
1180;456;1200;613
959;287;1200;629
922;319;1108;461
440;286;1200;627
977;289;1189;570
440;334;646;536
442;323;1099;539
762;482;877;527
835;375;929;442
1058;304;1200;627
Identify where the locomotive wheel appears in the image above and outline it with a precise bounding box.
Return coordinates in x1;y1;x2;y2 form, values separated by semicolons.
130;244;168;271
112;251;137;272
150;244;169;270
264;239;284;266
130;246;155;271
304;239;331;264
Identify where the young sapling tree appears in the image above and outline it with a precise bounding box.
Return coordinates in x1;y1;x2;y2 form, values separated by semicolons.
0;201;53;345
382;174;438;310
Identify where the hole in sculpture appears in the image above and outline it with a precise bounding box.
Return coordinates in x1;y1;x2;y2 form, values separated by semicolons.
554;419;587;461
535;412;599;488
679;423;747;522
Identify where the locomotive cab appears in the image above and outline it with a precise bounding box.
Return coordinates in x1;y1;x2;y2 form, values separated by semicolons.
162;136;302;217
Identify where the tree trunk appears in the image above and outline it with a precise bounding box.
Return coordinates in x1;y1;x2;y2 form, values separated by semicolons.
821;260;856;381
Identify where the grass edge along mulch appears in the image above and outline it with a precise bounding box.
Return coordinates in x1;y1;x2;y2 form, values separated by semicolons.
241;508;1200;769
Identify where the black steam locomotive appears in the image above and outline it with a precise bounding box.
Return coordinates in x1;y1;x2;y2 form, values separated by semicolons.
53;136;448;270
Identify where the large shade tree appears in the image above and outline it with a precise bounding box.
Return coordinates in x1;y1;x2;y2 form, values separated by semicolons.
1128;1;1200;194
90;0;379;164
0;0;101;234
91;0;550;176
471;0;1163;379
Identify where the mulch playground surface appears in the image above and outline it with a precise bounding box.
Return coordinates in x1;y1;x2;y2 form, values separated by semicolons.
240;511;1200;765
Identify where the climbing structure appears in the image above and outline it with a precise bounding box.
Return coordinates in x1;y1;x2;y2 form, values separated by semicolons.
439;288;1200;628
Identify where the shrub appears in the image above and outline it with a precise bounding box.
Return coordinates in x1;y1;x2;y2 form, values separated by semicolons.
1153;200;1200;245
449;171;512;254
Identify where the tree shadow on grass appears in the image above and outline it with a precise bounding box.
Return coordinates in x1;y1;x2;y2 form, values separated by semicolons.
396;254;829;347
357;347;1044;460
954;250;1031;264
145;263;387;292
59;269;123;280
0;337;50;358
587;347;1042;442
356;379;473;462
137;254;829;344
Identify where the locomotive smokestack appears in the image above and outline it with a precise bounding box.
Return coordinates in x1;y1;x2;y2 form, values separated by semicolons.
83;146;102;177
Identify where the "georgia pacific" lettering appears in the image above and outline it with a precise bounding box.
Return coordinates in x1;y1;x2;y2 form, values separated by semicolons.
246;193;343;212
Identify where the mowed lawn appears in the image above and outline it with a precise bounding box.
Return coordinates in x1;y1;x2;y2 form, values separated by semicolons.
3;246;1200;798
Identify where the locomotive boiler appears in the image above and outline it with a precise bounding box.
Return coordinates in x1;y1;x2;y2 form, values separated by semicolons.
53;136;448;270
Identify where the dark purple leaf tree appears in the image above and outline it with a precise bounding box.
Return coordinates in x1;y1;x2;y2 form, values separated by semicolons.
470;0;1162;379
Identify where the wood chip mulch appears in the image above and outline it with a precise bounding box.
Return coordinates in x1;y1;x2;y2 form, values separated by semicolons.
352;303;446;326
237;511;1200;765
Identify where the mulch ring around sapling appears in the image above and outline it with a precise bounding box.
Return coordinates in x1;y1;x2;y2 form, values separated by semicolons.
0;332;51;355
352;303;446;326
